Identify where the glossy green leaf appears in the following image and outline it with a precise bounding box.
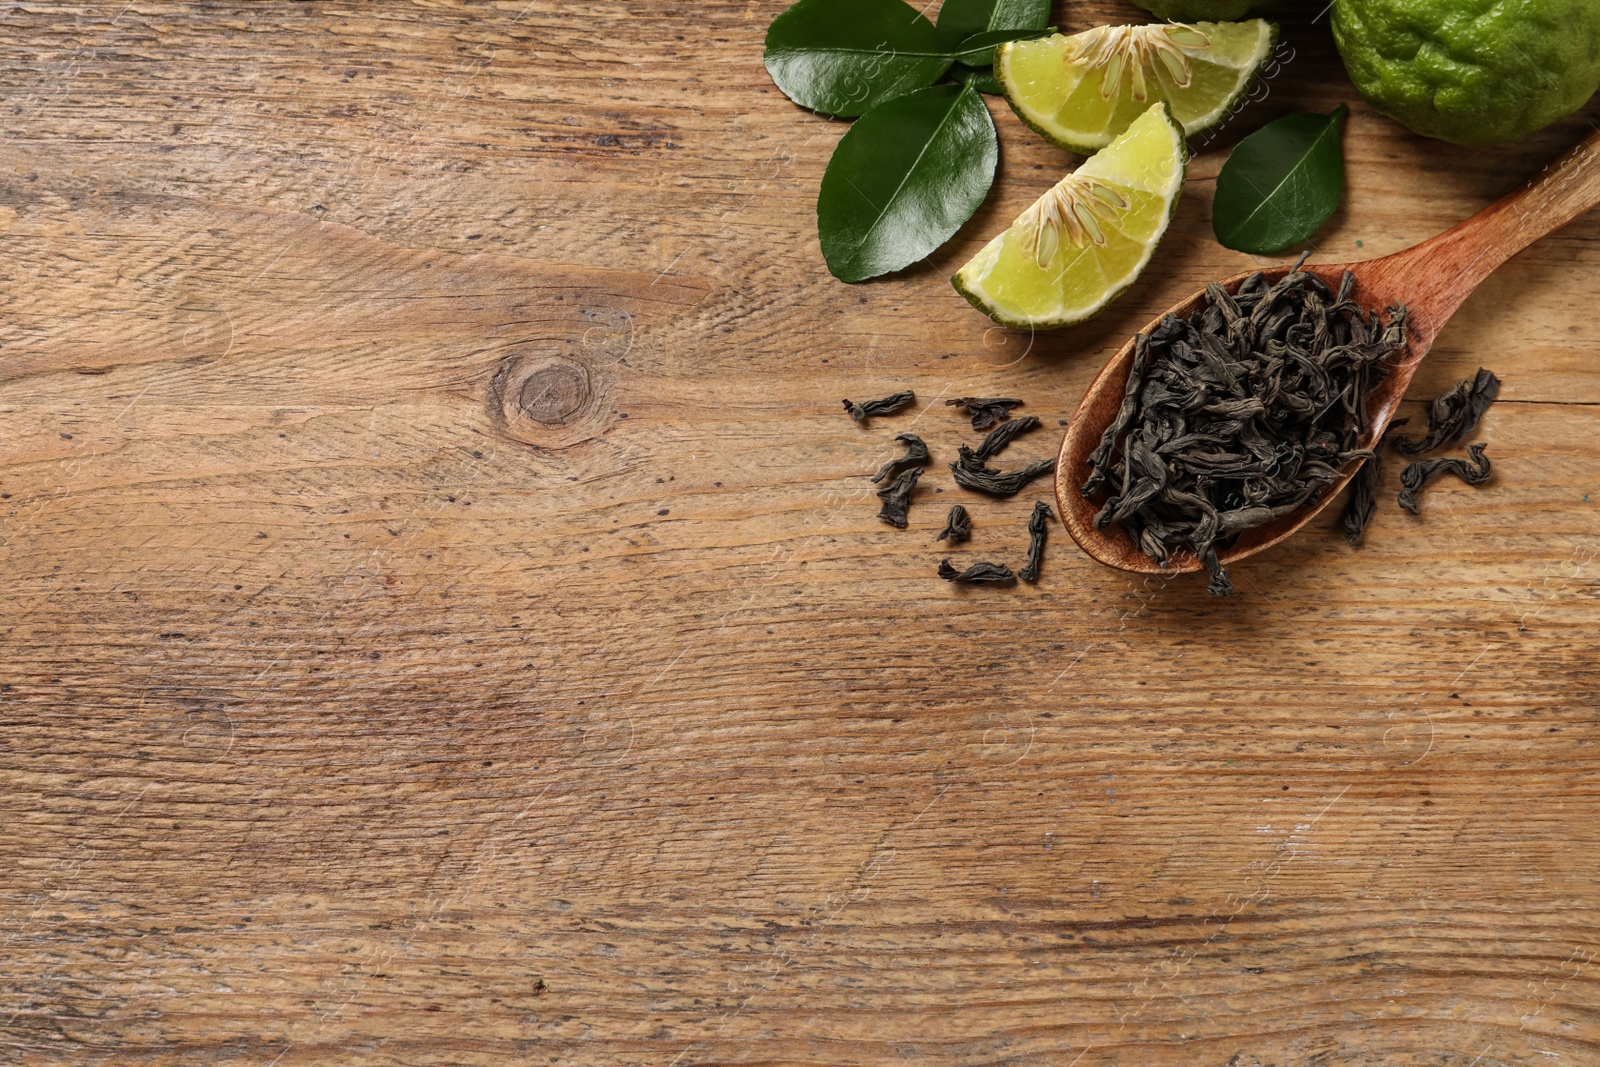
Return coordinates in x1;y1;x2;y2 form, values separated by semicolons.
952;62;1002;95
937;0;1051;49
1213;104;1349;255
951;27;1055;67
764;0;953;118
818;84;998;283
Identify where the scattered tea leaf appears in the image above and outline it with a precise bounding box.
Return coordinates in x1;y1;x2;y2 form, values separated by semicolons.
819;84;998;282
973;415;1041;461
952;451;1056;496
1341;419;1408;546
1398;444;1492;515
936;504;972;543
1019;500;1051;583
876;466;924;527
1213;104;1348;255
936;0;1050;50
843;389;916;420
946;396;1022;430
1342;459;1380;546
764;0;953;118
1398;368;1501;456
870;433;931;483
939;559;1016;584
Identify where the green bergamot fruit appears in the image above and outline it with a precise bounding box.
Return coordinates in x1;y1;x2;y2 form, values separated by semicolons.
1333;0;1600;145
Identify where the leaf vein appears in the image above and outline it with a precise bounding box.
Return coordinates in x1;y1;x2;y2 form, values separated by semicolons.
857;88;983;252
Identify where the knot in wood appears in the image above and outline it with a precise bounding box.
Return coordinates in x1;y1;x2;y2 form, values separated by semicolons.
518;361;590;427
489;351;611;450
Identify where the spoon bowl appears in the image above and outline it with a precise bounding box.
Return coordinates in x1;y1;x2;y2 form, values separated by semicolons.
1056;127;1600;577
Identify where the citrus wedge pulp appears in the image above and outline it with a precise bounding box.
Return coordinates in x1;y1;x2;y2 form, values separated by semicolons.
997;19;1276;153
952;102;1185;330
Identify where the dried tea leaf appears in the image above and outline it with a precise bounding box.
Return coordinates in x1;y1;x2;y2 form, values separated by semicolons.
875;466;924;528
974;415;1042;461
1341;418;1407;546
1019;500;1051;583
870;433;931;483
952;453;1056;496
936;504;972;543
1398;444;1491;515
946;396;1022;430
1398;368;1501;456
843;390;916;421
938;559;1016;584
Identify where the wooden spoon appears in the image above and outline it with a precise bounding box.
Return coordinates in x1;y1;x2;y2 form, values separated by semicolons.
1056;126;1600;578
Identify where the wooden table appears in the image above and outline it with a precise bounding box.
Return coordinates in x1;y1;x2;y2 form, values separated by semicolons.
3;3;1597;1064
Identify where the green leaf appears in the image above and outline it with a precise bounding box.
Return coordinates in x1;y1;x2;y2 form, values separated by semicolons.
952;62;1002;95
818;84;998;283
937;0;1051;49
1213;105;1349;255
764;0;954;118
951;27;1055;67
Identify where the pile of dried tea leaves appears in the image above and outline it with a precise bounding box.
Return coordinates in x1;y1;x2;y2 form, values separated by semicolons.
1083;263;1408;595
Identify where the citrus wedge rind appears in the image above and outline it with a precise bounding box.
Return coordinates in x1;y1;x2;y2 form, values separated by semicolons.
998;19;1276;153
952;103;1186;331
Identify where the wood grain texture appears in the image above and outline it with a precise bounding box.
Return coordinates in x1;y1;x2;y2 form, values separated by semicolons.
0;2;1597;1065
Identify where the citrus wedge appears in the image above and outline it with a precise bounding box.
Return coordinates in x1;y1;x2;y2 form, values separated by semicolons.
997;20;1276;153
952;102;1185;330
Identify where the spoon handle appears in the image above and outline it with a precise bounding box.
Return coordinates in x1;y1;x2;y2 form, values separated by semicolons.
1384;126;1600;340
